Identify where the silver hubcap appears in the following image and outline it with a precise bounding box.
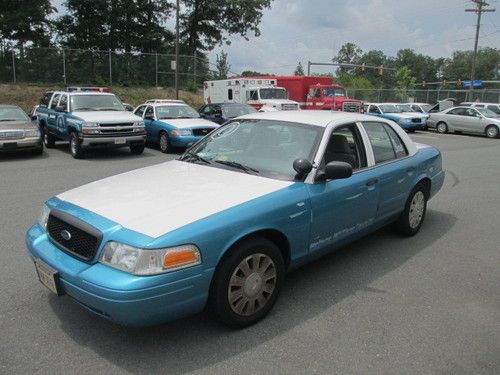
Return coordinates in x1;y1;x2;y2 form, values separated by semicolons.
487;127;497;137
228;253;277;316
160;134;168;151
437;124;446;133
70;137;77;154
409;191;425;229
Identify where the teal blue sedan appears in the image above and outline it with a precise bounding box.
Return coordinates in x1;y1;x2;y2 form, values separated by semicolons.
25;111;444;327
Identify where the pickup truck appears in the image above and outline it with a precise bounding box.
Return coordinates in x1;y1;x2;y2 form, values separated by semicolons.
36;89;146;158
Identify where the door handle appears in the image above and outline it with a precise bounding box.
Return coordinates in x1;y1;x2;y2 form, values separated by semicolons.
366;178;378;187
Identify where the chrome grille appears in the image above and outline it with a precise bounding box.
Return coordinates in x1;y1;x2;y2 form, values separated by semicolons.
98;123;136;134
342;102;361;112
192;128;214;136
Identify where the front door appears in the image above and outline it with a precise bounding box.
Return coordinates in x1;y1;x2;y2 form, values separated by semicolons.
307;123;379;253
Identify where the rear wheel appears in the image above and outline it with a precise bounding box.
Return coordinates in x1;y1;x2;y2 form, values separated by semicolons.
394;183;428;236
436;122;448;134
159;132;171;153
485;125;499;139
42;125;55;148
69;132;84;159
209;237;285;328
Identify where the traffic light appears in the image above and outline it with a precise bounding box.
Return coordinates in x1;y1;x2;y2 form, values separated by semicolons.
378;65;384;76
456;79;462;87
442;80;447;86
361;63;365;72
422;81;426;87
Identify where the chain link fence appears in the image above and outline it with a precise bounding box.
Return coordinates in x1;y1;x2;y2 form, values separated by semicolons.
0;47;211;88
346;88;500;104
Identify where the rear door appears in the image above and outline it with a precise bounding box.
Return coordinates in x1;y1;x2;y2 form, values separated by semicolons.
47;93;61;132
361;121;414;222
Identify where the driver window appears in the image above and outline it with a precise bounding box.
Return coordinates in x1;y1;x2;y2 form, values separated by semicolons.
58;95;68;111
50;94;61;110
135;105;145;117
321;124;366;171
465;108;478;117
145;106;154;119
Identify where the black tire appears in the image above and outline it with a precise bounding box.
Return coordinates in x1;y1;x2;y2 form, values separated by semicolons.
394;183;428;236
130;143;145;155
159;132;171;153
69;132;85;159
41;125;56;148
209;237;285;328
436;122;448;134
33;144;44;155
485;125;499;139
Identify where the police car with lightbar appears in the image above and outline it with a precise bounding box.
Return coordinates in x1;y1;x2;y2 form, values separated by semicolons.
35;87;146;158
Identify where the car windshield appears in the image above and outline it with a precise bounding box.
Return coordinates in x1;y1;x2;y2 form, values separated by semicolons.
476;107;498;118
222;105;257;118
156;105;200;119
180;119;324;180
380;105;402;113
396;104;414;112
71;94;125;111
259;88;288;100
323;87;346;97
0;107;29;121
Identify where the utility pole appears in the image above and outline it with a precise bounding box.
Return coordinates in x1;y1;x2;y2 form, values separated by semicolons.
465;0;495;100
175;0;180;99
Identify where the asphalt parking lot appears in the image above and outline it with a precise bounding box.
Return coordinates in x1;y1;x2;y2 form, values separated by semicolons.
1;133;499;375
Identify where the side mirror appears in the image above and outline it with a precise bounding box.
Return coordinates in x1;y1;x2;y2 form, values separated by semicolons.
31;115;37;121
55;105;66;112
315;161;352;182
293;158;312;181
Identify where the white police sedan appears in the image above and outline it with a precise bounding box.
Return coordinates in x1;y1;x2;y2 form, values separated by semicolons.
26;111;444;327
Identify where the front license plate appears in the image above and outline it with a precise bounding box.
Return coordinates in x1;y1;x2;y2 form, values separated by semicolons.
114;138;126;144
34;260;62;295
3;142;17;150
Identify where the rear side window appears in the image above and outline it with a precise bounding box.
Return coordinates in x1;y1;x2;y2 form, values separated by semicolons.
384;124;408;158
59;95;68;111
50;94;61;110
40;92;52;106
362;122;397;164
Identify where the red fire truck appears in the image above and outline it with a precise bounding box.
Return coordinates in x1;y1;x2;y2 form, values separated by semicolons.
256;76;363;112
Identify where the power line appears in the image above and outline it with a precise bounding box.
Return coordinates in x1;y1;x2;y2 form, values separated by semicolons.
465;0;496;97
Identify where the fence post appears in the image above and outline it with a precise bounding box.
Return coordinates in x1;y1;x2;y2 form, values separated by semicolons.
11;50;16;83
62;49;67;84
155;53;158;87
193;51;197;86
377;89;381;102
426;89;430;103
108;50;112;86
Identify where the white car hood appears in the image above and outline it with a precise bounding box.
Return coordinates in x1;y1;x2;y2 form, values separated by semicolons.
158;118;219;129
73;111;142;123
402;112;428;119
260;99;298;105
57;160;292;238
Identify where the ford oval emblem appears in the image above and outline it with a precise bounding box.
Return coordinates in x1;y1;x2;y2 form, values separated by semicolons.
60;229;72;241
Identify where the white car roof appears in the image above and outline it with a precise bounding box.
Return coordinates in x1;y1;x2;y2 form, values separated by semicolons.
141;102;190;108
236;110;392;128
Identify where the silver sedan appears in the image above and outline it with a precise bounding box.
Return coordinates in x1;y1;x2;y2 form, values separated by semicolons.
427;106;500;138
0;105;43;154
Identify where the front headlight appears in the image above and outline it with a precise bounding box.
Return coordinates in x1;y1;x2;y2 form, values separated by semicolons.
39;204;50;230
133;121;145;127
170;129;192;136
99;242;201;275
25;128;41;137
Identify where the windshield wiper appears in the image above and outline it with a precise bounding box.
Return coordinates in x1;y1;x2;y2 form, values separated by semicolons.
214;160;259;174
180;152;211;164
0;119;19;121
176;116;198;119
97;108;120;111
74;107;96;111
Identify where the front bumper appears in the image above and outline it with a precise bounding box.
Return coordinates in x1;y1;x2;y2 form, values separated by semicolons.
169;135;205;148
25;224;211;326
80;134;146;148
0;137;42;151
398;122;421;131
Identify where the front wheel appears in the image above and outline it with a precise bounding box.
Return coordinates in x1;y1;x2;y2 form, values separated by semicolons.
42;126;56;148
394;183;428;236
159;132;171;153
436;122;448;134
130;143;145;155
69;132;85;159
485;125;499;139
209;237;285;328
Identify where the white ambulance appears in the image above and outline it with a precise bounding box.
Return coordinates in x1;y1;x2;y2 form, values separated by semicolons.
203;78;300;111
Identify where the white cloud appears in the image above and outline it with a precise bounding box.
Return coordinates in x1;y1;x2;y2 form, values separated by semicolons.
209;0;500;75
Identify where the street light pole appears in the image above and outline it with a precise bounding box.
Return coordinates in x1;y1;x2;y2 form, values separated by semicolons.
175;0;180;99
465;0;495;100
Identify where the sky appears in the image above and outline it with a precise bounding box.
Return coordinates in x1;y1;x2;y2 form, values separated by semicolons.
209;0;500;75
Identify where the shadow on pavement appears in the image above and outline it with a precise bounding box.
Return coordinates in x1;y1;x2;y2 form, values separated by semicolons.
48;209;456;374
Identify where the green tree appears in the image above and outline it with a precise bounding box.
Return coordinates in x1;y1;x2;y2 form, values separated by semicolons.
294;62;304;76
442;47;500;80
0;0;55;48
336;42;362;73
395;66;416;101
180;0;273;54
241;70;273;76
213;51;231;79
